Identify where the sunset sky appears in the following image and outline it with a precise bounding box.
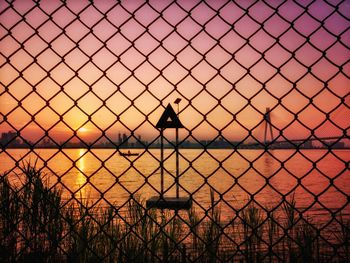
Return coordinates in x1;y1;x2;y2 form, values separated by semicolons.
0;0;349;145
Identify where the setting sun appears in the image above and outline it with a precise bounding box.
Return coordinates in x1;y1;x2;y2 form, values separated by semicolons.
77;127;88;133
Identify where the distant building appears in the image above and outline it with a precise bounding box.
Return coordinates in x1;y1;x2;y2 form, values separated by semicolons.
39;137;54;147
200;140;208;147
301;140;313;149
211;136;230;148
0;131;20;147
273;141;294;149
323;141;345;149
135;135;143;147
118;133;122;144
117;133;128;147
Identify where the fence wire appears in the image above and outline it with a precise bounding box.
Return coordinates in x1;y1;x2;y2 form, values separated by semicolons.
0;0;349;262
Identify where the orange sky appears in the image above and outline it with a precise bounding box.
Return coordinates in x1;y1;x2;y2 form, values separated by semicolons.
0;0;349;145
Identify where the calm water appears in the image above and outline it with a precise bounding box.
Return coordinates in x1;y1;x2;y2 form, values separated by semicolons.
1;149;349;220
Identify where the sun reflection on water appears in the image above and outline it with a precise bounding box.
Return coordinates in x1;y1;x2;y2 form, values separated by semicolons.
75;149;88;199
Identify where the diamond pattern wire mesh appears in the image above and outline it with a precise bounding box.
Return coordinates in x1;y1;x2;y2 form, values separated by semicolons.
0;0;349;262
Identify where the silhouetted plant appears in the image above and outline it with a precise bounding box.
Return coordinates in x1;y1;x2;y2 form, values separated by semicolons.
188;205;202;258
282;193;298;262
203;188;222;262
241;200;264;263
266;208;279;261
0;175;20;262
296;217;317;262
1;163;349;262
336;213;350;262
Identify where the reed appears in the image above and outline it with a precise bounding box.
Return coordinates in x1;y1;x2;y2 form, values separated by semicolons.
65;200;99;262
266;209;279;262
1;163;349;262
282;193;298;262
241;201;264;263
336;213;350;262
296;217;317;262
187;206;201;252
0;175;20;262
19;160;64;262
203;188;222;262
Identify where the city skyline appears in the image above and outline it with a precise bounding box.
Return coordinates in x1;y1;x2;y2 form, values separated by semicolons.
1;128;347;150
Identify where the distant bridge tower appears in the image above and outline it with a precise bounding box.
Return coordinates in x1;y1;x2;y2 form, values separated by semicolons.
264;107;274;145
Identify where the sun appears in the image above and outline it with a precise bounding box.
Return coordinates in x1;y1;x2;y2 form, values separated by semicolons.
77;127;88;133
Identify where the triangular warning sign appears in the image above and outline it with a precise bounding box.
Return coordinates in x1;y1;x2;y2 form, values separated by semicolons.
156;104;184;129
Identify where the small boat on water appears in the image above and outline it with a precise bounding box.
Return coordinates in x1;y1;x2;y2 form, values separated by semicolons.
119;151;139;156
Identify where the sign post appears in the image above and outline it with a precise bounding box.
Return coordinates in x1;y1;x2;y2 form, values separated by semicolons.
174;98;181;199
146;103;192;210
160;128;164;197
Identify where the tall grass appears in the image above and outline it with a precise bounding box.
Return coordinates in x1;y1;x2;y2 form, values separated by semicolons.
241;201;264;262
295;217;317;262
282;193;298;262
336;213;350;262
20;161;64;261
0;175;20;262
266;209;279;262
206;188;222;262
1;163;349;262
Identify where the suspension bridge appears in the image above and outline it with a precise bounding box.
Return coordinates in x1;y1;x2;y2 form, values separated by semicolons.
249;107;349;149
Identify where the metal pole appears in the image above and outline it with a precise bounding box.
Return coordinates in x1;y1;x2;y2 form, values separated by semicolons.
160;129;164;198
176;126;179;198
176;103;180;198
269;113;274;142
264;120;268;145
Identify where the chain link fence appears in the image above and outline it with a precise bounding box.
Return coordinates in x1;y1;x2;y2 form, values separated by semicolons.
0;0;349;262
